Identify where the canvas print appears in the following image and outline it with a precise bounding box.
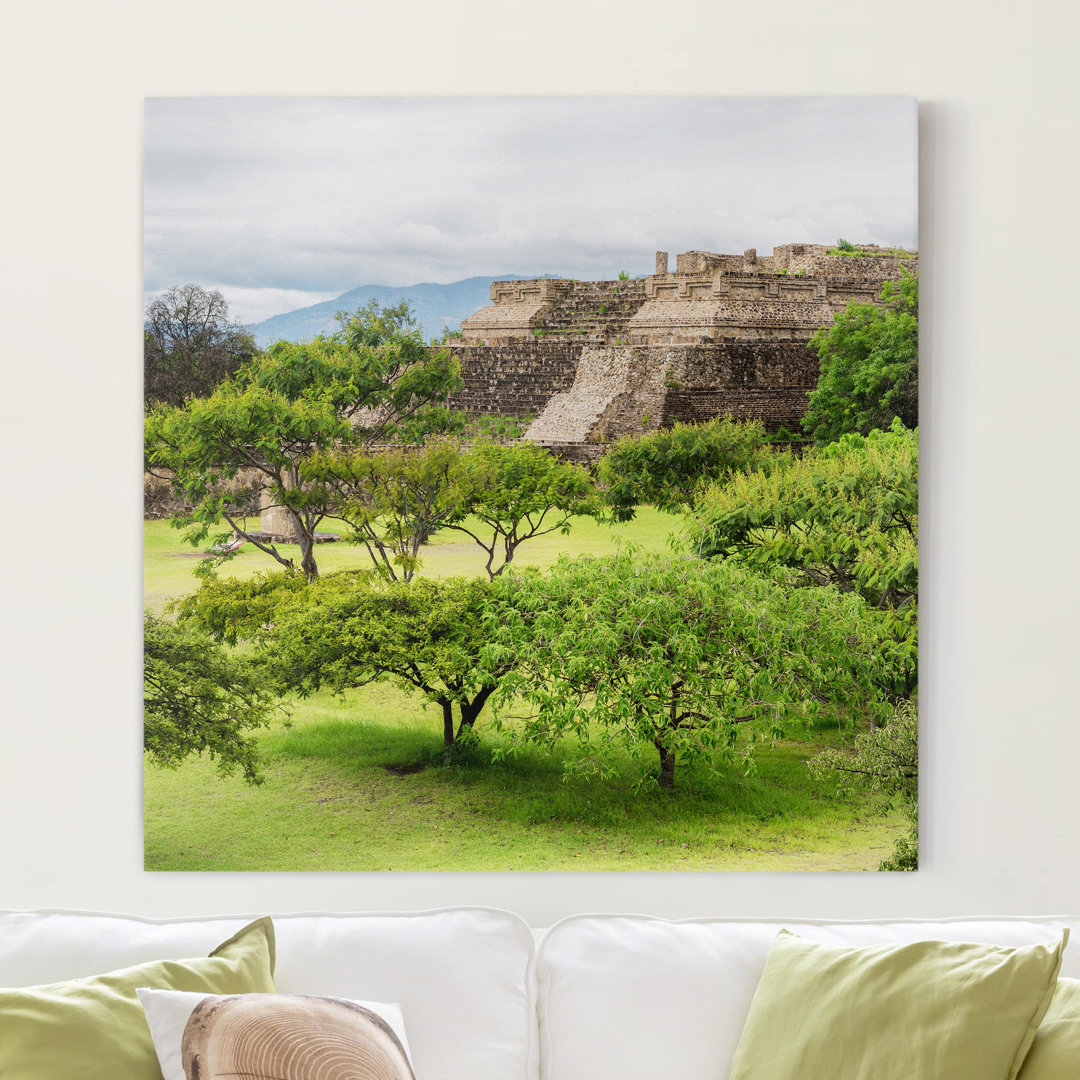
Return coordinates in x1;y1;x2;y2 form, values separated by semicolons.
144;97;918;871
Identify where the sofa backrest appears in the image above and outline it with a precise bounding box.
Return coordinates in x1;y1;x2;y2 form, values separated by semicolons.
535;915;1076;1080
0;907;537;1080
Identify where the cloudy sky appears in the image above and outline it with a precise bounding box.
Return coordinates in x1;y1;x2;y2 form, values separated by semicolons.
144;97;917;325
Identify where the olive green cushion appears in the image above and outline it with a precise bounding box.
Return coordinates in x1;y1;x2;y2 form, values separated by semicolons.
728;929;1068;1080
0;917;276;1080
1019;979;1080;1079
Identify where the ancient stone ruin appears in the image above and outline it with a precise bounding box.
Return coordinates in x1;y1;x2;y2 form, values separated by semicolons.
447;242;917;459
254;242;916;537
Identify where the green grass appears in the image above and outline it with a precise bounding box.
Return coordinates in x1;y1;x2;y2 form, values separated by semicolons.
143;511;905;871
144;509;675;614
145;683;901;871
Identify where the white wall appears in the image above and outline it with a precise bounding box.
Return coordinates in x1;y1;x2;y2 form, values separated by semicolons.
2;0;1078;928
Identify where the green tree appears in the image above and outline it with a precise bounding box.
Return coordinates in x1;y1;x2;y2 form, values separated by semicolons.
301;439;465;583
144;284;258;407
172;570;308;645
803;269;918;444
258;573;507;750
448;441;601;579
143;611;282;784
596;417;771;521
144;300;462;581
687;423;918;613
810;701;918;870
484;551;896;788
687;423;918;701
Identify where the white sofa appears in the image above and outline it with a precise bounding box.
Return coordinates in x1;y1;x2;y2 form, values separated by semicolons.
0;908;1074;1080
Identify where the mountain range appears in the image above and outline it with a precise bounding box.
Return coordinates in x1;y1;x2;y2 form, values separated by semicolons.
248;275;533;347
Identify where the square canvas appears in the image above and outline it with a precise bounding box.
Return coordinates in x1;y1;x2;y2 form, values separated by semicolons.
143;97;918;871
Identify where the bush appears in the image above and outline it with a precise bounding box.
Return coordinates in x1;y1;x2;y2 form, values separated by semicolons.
597;417;772;522
810;701;918;870
687;422;918;613
143;611;283;783
484;551;901;788
803;269;918;444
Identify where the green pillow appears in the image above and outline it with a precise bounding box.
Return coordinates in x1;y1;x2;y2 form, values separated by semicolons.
0;917;276;1080
1019;979;1080;1079
728;929;1068;1080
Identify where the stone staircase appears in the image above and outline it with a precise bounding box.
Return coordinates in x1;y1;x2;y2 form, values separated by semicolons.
536;280;646;340
526;346;640;444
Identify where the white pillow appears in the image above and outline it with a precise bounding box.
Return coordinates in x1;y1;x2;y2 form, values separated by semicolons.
138;987;413;1080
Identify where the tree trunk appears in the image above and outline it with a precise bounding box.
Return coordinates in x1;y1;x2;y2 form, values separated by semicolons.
455;686;494;741
654;738;676;789
287;506;319;581
440;699;455;749
299;538;319;582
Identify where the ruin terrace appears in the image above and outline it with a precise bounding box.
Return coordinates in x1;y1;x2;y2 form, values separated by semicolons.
447;242;917;457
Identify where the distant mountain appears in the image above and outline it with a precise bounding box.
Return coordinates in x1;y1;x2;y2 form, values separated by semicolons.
248;275;529;347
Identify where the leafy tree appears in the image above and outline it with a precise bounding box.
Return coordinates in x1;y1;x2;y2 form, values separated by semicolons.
144;300;463;581
810;701;918;870
447;441;601;579
687;423;918;700
241;572;507;750
143;611;282;784
803;269;918;444
302;439;465;583
172;570;308;645
484;551;897;788
144;285;258;406
597;417;771;521
687;423;918;611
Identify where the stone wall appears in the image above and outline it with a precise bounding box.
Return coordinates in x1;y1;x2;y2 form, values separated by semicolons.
448;242;914;446
143;469;262;520
448;341;583;418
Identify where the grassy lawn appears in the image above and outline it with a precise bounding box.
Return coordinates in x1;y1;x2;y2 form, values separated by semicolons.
143;510;905;871
143;509;675;614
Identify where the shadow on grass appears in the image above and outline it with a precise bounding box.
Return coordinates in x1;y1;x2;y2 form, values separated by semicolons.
265;716;855;834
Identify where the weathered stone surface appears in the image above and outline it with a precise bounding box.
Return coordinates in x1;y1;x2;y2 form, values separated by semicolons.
449;242;916;446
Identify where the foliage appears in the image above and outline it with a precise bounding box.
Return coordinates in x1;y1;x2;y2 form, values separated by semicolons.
617;270;630;280
302;439;464;582
144;285;258;406
879;827;919;871
684;421;918;703
144;300;463;580
447;441;601;578
143;611;282;783
143;505;676;615
242;299;462;445
463;413;532;443
597;417;771;522
830;238;859;254
687;422;918;615
803;269;918;443
172;569;307;645
146;516;904;871
260;573;506;749
810;701;918;870
484;551;898;788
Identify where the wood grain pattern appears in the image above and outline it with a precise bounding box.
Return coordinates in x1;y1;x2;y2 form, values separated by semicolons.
181;995;415;1080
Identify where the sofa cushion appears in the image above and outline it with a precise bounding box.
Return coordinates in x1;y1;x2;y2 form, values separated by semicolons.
0;917;276;1080
139;988;415;1080
0;907;536;1080
536;915;1075;1080
726;929;1066;1080
1019;979;1080;1079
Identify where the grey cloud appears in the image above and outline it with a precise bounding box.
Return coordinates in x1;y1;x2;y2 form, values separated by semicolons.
144;96;917;311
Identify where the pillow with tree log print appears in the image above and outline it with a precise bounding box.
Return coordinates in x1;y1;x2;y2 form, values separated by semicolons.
138;989;414;1080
